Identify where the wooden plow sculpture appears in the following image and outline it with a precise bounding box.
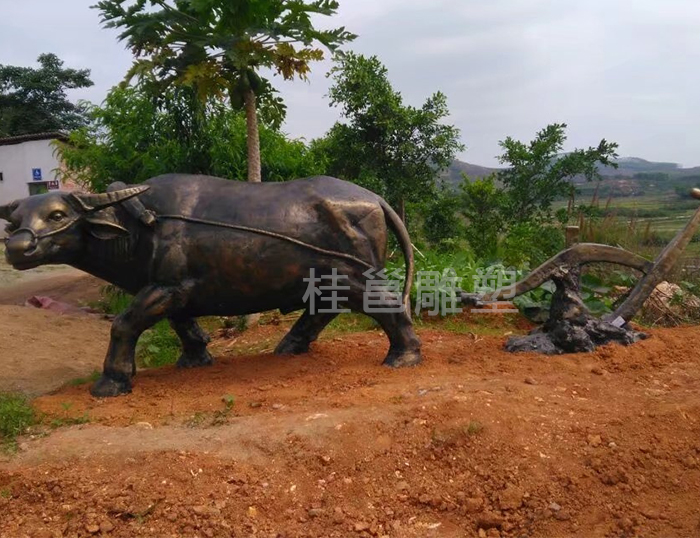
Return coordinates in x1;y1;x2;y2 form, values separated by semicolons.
461;189;700;354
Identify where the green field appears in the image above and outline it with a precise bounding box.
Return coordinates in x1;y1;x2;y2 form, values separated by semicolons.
555;190;700;258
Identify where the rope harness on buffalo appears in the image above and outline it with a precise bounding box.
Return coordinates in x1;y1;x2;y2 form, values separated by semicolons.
157;214;376;271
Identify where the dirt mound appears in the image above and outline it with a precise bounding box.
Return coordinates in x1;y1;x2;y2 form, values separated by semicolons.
0;305;109;395
0;321;699;537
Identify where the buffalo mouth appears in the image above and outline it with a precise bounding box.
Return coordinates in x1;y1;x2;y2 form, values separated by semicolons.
10;259;44;270
4;247;50;271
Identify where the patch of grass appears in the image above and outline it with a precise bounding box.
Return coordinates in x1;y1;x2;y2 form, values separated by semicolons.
49;414;90;428
326;312;379;334
0;488;11;499
67;370;101;387
185;412;207;428
212;394;236;426
466;420;484;436
136;321;181;368
91;285;132;315
0;393;36;448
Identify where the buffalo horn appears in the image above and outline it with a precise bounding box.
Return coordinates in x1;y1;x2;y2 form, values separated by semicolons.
70;185;150;212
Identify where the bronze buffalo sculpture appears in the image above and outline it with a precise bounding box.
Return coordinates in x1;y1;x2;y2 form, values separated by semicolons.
0;174;422;397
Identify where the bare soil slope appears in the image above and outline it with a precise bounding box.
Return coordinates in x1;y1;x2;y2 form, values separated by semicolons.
1;316;699;537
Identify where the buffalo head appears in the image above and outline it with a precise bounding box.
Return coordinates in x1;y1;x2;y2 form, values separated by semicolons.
0;186;148;270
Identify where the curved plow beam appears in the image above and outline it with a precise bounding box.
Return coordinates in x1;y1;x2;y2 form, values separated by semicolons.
471;243;653;304
603;188;700;323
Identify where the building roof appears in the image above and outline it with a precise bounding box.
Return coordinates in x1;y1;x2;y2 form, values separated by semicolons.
0;131;69;147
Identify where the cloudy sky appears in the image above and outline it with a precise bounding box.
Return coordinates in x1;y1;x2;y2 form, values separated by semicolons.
1;0;698;167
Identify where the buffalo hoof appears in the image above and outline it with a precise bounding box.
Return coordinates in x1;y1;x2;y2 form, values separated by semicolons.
383;349;422;368
176;349;214;368
90;375;132;398
274;337;310;355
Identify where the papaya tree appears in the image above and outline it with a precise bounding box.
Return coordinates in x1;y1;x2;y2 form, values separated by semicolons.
94;0;355;182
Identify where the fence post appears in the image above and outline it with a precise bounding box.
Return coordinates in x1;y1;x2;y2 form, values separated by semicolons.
566;225;580;247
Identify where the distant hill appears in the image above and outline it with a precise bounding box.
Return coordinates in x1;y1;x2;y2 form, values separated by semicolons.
440;159;500;186
440;157;700;192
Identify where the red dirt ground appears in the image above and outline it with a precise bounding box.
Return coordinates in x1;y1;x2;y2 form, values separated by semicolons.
1;311;700;537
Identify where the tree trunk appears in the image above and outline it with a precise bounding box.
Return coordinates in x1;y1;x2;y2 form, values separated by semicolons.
244;88;262;183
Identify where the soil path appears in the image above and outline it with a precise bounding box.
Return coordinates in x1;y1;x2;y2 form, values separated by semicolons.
0;259;108;395
1;319;699;537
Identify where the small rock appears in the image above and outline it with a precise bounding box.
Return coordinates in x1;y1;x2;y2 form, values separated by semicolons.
499;486;524;510
683;456;698;469
134;422;153;429
100;520;115;533
271;403;284;410
478;529;487;538
554;509;571;521
85;524;100;534
354;522;370;532
308;508;325;518
166;512;177;522
396;481;409;491
249;402;262;408
524;377;538;385
549;502;561;512
477;513;504;530
591;367;605;376
587;434;603;447
641;508;661;520
464;497;484;513
418;494;432;505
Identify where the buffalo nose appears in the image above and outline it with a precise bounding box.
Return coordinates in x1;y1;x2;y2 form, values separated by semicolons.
5;230;36;257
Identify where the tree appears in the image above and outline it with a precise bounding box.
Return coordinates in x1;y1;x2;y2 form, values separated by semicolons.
320;53;464;222
94;0;355;182
456;124;619;265
498;123;618;225
56;84;324;192
0;53;93;137
458;174;504;260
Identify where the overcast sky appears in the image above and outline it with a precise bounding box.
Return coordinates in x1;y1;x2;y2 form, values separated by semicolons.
1;0;698;167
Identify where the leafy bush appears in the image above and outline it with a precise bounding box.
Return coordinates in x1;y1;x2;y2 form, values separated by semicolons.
0;393;35;447
136;321;181;368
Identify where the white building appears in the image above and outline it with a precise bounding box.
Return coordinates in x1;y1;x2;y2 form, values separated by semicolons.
0;132;74;204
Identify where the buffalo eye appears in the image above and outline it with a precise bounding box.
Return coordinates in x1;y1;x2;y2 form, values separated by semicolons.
49;211;67;223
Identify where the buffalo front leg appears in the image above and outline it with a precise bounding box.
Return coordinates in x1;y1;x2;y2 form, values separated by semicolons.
171;317;214;368
274;310;338;355
91;285;180;398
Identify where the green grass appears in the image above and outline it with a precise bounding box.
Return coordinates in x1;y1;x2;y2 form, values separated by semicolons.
326;312;379;334
466;420;484;436
67;370;101;387
0;393;36;450
136;320;181;368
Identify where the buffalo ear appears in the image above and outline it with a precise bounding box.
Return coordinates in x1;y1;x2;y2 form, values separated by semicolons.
85;208;130;240
0;200;19;221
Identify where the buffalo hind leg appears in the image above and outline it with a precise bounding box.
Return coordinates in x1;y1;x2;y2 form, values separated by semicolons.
275;310;338;355
347;283;422;367
91;285;180;398
367;310;422;367
171;317;214;368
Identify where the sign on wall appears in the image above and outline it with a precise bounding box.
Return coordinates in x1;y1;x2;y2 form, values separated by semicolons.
47;180;60;190
32;168;42;181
